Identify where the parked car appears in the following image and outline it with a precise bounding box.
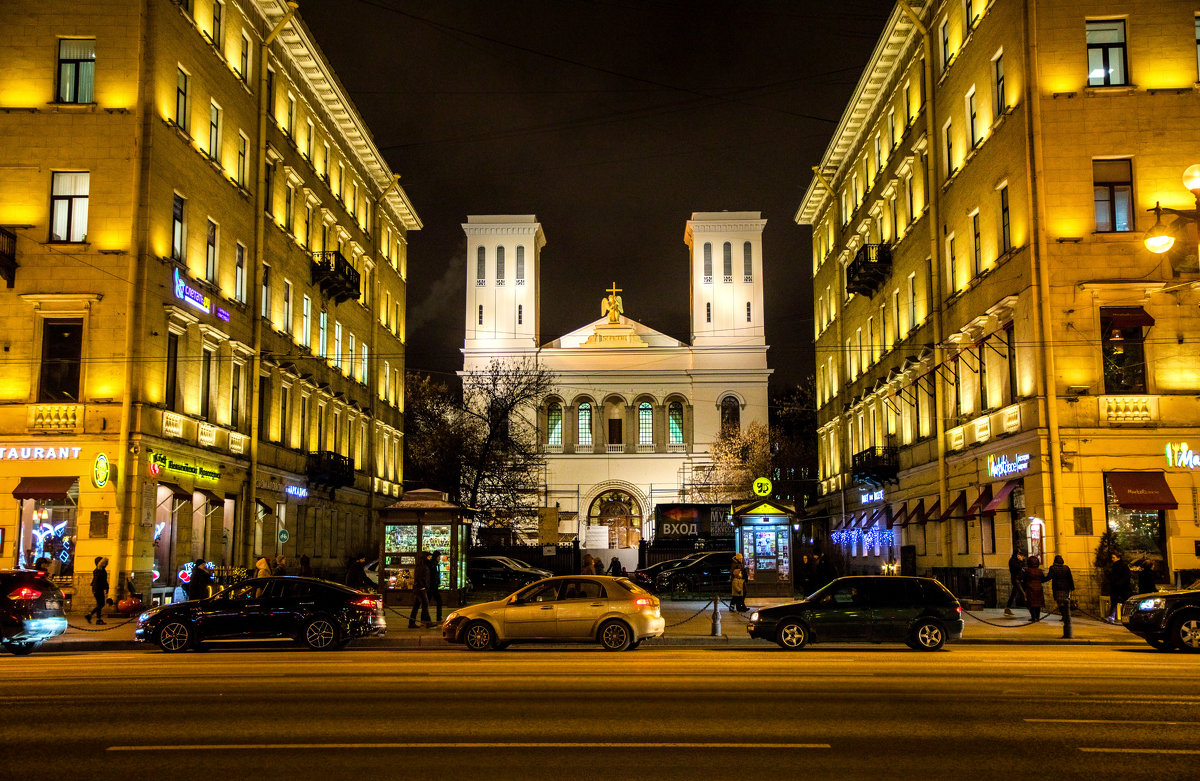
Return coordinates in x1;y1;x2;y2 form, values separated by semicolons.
442;575;664;651
1;570;68;655
631;557;703;591
134;576;385;652
1121;582;1200;652
747;575;964;651
654;551;736;594
467;556;553;591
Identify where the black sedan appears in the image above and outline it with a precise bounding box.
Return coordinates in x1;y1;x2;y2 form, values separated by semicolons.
134;576;385;652
654;551;735;594
1;570;68;655
1121;582;1200;651
747;575;964;651
467;556;553;591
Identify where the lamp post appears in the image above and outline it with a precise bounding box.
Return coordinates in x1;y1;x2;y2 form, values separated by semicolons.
1143;165;1200;270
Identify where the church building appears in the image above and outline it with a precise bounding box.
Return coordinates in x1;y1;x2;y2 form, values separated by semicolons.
461;212;771;557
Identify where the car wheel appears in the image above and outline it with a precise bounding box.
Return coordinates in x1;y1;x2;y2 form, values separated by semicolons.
598;620;632;651
1146;637;1174;652
3;641;40;656
1169;613;1200;652
776;619;809;650
911;620;946;651
464;620;496;651
157;620;192;653
303;617;339;650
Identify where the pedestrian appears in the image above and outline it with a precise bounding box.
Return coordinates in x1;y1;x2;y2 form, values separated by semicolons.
1045;555;1075;639
409;552;432;628
254;556;272;579
1024;556;1045;622
730;553;747;612
298;554;314;578
272;555;288;576
580;554;594;575
345;556;372;590
32;557;51;577
84;556;109;624
428;551;443;624
1107;552;1132;623
1135;559;1157;596
1003;551;1026;617
187;559;214;601
606;556;622;576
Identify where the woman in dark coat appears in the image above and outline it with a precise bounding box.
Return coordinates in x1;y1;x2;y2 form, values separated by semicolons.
1108;553;1132;622
1024;556;1046;621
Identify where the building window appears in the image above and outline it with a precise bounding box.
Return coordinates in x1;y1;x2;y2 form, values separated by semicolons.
49;172;89;243
334;322;342;368
205;219;217;282
347;333;355;377
319;310;328;357
207;102;221;159
966;88;979;147
258;374;272;442
668;402;684;445
720;396;740;432
874;133;882;173
746;302;752;322
578;402;593;447
305;119;315;160
175;67;189;128
236;132;248;187
1196;18;1200;80
971;211;982;276
978;344;989;411
547;403;562;447
165;331;179;411
743;241;753;281
231;362;243;431
476;246;486;286
905;175;914;223
478;305;483;325
993;53;1006;116
260;263;271;319
705;302;711;323
1093;159;1133;232
286;94;296;136
703;242;712;282
722;242;732;281
1087;20;1128;87
1100;308;1148;394
282;280;293;332
284;184;295;232
496;246;505;282
171;193;185;260
516;245;525;284
1004;322;1018;404
517;304;523;325
946;234;958;293
264;161;274;216
360;343;368;384
941;19;951;69
907;272;917;331
943;119;954;179
200;347;214;421
235;243;246;302
56;39;95;103
999;185;1011;253
239;32;251;81
301;295;311;347
39;318;83;402
965;0;978;28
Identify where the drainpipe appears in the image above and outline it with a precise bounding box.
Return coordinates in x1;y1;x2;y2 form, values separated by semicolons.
899;1;948;564
248;2;299;566
1021;0;1065;557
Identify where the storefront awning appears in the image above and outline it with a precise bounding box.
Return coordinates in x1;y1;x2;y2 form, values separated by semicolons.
1107;471;1178;510
908;499;927;525
12;476;77;501
255;498;274;516
195;488;224;504
984;479;1021;512
887;503;906;529
158;481;192;500
939;492;966;522
966;485;993;518
1103;306;1155;329
863;507;884;530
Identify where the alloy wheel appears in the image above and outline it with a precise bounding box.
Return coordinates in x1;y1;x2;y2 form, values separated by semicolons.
304;618;337;650
1173;615;1200;652
158;621;191;653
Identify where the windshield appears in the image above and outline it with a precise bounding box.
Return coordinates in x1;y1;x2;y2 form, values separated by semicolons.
506;558;535;569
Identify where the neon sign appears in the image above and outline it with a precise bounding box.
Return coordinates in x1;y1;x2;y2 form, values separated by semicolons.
860;489;884;505
150;451;220;481
988;452;1031;479
285;485;308;499
1;445;83;461
1165;442;1200;470
92;452;110;488
174;268;211;314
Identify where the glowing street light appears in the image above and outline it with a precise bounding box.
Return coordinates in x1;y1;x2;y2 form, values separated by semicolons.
1142;166;1200;269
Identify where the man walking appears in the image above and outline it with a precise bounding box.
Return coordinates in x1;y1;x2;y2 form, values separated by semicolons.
84;556;109;624
1003;551;1025;617
408;552;432;628
428;551;443;624
1045;555;1075;639
187;559;213;601
1107;552;1132;623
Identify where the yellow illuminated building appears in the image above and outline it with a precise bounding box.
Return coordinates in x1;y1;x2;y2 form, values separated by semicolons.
798;0;1200;607
0;0;418;602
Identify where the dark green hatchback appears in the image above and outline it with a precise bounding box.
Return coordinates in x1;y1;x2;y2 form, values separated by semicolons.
747;575;964;651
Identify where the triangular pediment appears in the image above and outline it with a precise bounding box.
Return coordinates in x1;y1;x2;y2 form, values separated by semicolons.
544;317;686;348
733;498;797;518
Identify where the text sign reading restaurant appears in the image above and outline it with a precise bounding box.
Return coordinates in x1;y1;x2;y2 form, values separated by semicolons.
1;445;83;461
987;452;1031;479
1165;442;1200;470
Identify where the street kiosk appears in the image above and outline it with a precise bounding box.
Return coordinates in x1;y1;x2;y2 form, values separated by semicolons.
732;497;798;597
377;489;470;609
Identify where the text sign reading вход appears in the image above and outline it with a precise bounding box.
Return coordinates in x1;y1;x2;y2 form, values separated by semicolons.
1166;442;1200;470
987;452;1031;479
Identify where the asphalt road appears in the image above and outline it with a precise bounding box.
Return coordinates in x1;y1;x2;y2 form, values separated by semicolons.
1;645;1197;780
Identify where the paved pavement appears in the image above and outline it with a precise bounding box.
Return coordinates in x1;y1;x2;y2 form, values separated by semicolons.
35;595;1139;652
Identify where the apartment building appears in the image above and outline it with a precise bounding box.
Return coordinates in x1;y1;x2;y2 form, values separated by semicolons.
0;0;419;601
797;0;1200;605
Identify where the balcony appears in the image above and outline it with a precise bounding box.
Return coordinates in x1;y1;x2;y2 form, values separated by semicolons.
311;250;361;304
0;226;16;288
851;445;898;486
845;243;892;298
306;451;355;491
28;403;79;432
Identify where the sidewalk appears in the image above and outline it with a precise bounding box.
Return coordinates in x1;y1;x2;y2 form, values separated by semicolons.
33;599;1139;653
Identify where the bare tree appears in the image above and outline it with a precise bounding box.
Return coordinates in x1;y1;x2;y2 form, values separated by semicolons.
689;421;772;503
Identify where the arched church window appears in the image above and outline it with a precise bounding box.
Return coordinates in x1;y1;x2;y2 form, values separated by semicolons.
496;246;505;284
638;402;653;446
668;402;684;445
476;246;485;286
703;242;712;282
578;402;593;447
722;242;732;281
587;489;642;549
516;246;525;285
547;402;562;446
720;395;741;431
743;242;753;281
489;398;509;440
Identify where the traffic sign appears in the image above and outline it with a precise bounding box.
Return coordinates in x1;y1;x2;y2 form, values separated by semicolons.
278;528;290;543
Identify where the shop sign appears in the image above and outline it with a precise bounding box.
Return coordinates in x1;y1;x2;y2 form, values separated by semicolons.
752;477;773;496
987;452;1031;479
92;452;111;488
1165;442;1200;470
285;485;308;499
257;477;308;499
149;451;220;481
174;268;231;322
860;489;884;505
1;445;83;461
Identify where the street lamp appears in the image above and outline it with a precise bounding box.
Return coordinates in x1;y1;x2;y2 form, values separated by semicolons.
1143;166;1200;271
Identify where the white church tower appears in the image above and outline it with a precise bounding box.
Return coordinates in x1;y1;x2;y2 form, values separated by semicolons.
462;215;545;349
685;212;766;347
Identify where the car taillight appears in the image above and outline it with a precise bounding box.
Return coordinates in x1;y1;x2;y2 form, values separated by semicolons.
956;606;963;616
634;597;652;606
352;596;379;609
8;586;41;601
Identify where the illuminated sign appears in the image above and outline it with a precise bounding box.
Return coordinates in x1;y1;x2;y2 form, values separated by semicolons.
174;268;212;314
1165;442;1200;470
988;452;1031;479
216;307;231;322
752;477;773;496
92;452;110;488
285;485;308;499
1;445;83;461
860;489;884;505
149;451;220;481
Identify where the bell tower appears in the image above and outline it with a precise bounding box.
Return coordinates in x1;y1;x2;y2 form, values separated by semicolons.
463;215;545;349
685;212;766;347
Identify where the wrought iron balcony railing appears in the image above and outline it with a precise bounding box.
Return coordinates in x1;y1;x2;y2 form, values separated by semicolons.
851;445;898;486
845;243;892;298
311;250;361;304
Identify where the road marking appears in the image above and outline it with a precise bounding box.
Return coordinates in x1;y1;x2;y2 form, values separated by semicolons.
1079;748;1200;755
108;742;831;752
1028;719;1199;726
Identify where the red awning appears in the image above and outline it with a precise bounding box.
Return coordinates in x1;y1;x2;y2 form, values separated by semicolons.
831;516;845;531
909;498;927;525
1107;472;1178;510
12;476;77;501
1102;306;1155;329
887;503;906;529
966;485;994;518
939;492;966;522
984;479;1021;512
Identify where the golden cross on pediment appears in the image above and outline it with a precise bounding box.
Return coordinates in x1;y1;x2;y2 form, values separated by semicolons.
607;281;622;297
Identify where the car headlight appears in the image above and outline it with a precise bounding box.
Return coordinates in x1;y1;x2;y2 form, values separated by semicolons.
749;611;759;623
137;612;151;623
445;612;460;623
1137;597;1167;611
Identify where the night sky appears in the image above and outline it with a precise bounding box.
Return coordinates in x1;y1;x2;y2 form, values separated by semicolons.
296;0;891;389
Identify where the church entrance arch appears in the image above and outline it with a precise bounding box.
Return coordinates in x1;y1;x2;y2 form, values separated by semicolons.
587;488;643;549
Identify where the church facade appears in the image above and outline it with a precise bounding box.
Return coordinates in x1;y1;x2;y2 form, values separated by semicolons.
461;213;771;552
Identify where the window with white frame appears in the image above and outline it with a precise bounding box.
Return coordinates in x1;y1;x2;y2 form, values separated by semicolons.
301;295;311;347
175;67;189;128
1087;20;1127;87
235;243;246;302
993;52;1006;116
170;193;185;259
56;39;95;103
578;402;593;447
205;219;218;282
638;402;653;445
965;87;978;147
49;172;89;243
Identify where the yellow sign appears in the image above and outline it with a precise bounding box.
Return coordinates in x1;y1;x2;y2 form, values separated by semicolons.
92;452;111;488
753;477;772;496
